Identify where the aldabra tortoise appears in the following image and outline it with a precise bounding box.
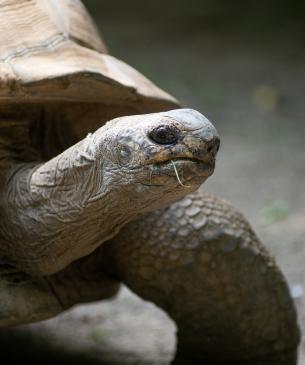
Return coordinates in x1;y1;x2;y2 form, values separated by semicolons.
0;1;300;364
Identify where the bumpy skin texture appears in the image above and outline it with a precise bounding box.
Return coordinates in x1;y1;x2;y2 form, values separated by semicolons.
0;190;299;363
106;191;300;364
0;109;218;275
0;2;299;363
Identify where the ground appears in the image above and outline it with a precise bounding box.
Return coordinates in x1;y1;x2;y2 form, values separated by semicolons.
1;1;304;364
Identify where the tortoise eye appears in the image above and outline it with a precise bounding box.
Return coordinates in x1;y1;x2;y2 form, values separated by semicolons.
148;125;180;145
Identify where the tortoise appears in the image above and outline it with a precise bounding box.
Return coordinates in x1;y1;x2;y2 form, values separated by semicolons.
0;0;300;364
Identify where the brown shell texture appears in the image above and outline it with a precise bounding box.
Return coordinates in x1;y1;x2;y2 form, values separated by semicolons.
0;0;177;108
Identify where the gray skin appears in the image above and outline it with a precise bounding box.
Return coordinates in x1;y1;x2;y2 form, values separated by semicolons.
0;108;218;275
0;108;299;364
106;191;300;364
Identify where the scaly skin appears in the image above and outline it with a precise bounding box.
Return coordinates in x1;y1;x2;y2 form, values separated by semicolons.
0;107;299;362
106;191;300;364
0;191;299;363
0;108;218;275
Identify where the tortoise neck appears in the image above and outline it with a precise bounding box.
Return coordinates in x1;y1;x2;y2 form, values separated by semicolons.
0;132;134;276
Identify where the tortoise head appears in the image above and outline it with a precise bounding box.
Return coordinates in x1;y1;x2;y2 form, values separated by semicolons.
93;108;220;205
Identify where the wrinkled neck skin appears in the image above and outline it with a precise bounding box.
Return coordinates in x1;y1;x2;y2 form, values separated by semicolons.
0;128;200;276
0;108;218;276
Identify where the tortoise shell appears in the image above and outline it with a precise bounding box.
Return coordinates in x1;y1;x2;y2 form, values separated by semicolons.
0;0;177;110
0;0;178;160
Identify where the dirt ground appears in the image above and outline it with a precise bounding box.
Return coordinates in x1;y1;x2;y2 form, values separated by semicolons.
1;1;304;364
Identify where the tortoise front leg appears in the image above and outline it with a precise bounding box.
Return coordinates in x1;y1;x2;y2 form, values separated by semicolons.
106;190;300;364
0;256;120;327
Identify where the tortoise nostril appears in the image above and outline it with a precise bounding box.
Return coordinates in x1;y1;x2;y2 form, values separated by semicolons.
206;137;220;156
148;125;180;145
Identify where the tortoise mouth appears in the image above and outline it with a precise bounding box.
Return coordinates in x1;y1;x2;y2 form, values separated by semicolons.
158;157;214;172
145;155;207;166
147;156;214;170
162;157;202;164
144;156;215;187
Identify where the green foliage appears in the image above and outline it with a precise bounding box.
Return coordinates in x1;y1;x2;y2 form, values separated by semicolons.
258;199;289;224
